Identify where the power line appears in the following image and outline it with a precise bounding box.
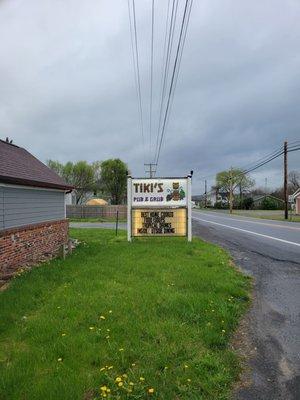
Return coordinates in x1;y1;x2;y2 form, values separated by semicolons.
149;0;155;160
155;0;193;167
159;0;193;156
154;0;178;162
127;0;145;166
197;143;285;182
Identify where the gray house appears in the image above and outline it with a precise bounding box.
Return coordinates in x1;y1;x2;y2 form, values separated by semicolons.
0;139;73;279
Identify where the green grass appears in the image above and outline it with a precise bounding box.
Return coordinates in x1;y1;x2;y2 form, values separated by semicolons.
0;229;250;400
69;217;127;223
232;210;300;222
199;209;300;222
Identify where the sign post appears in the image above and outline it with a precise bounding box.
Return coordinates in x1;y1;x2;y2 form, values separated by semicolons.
187;174;192;242
127;176;132;242
127;176;192;242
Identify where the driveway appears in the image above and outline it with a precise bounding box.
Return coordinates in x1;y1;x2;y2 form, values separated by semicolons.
192;210;300;400
70;222;127;230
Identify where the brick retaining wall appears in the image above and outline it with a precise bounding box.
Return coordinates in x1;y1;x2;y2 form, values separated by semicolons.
0;219;69;279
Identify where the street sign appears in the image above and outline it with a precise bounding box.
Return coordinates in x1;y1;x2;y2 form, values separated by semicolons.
127;176;192;241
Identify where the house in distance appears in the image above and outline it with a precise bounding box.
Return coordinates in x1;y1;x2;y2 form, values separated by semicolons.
0;138;73;281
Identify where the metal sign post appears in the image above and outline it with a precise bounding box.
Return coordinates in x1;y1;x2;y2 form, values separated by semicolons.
127;176;132;242
127;175;192;242
187;174;192;242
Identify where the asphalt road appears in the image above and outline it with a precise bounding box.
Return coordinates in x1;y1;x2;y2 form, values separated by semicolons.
192;210;300;400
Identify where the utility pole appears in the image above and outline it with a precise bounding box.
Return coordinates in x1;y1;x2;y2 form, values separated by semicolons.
284;141;288;220
265;177;268;194
229;167;233;214
144;163;157;178
204;180;207;208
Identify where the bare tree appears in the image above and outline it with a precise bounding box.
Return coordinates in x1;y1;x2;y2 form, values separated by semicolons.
288;170;300;192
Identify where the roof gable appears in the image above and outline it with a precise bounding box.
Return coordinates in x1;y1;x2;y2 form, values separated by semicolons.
0;140;73;190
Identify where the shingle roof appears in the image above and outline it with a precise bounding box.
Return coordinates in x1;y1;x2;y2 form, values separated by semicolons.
0;139;73;190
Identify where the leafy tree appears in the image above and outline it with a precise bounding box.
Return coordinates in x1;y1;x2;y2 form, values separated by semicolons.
101;159;128;205
261;197;283;210
47;160;64;176
216;168;255;213
47;160;95;204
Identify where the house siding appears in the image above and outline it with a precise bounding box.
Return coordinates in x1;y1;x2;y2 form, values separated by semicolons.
0;187;4;229
0;186;65;229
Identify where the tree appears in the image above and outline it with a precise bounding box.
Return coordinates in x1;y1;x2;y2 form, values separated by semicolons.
47;160;95;204
288;170;300;192
101;159;128;205
47;160;64;176
216;168;255;214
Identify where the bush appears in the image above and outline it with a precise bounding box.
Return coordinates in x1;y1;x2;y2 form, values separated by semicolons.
261;197;282;210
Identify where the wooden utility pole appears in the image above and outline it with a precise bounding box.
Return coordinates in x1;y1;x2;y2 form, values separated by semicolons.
229;167;233;214
204;180;207;208
284;141;288;220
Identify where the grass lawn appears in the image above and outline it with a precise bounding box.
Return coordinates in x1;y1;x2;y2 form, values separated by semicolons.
229;210;300;222
0;229;250;400
198;208;300;222
68;217;127;223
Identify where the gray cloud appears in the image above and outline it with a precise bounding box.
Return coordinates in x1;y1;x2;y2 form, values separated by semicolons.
0;0;299;193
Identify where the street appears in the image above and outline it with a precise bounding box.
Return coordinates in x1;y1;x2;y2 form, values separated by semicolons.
192;210;300;400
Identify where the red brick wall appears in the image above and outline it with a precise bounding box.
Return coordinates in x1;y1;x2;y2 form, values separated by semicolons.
0;219;69;279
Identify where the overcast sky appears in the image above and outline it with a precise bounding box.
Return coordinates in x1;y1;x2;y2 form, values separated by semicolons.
0;0;299;193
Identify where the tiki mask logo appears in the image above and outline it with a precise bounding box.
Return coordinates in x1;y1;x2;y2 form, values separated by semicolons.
166;182;186;202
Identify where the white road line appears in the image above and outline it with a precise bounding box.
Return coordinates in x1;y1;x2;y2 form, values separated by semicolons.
193;216;300;247
193;211;300;231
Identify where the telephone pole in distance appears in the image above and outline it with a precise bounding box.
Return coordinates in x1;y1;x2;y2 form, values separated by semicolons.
144;163;157;178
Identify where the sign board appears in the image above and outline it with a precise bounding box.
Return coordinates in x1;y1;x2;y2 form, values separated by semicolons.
127;176;192;241
132;208;187;236
131;179;187;207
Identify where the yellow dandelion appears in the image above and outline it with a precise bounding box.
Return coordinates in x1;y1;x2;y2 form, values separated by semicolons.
115;377;122;383
139;377;145;382
100;385;107;391
108;366;113;370
129;382;134;386
148;388;155;394
118;382;123;387
100;315;106;320
106;388;111;393
100;367;106;372
122;374;128;378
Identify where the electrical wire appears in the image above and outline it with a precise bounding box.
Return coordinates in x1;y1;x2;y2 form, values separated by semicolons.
155;0;193;167
128;0;145;167
154;0;178;163
149;0;155;160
